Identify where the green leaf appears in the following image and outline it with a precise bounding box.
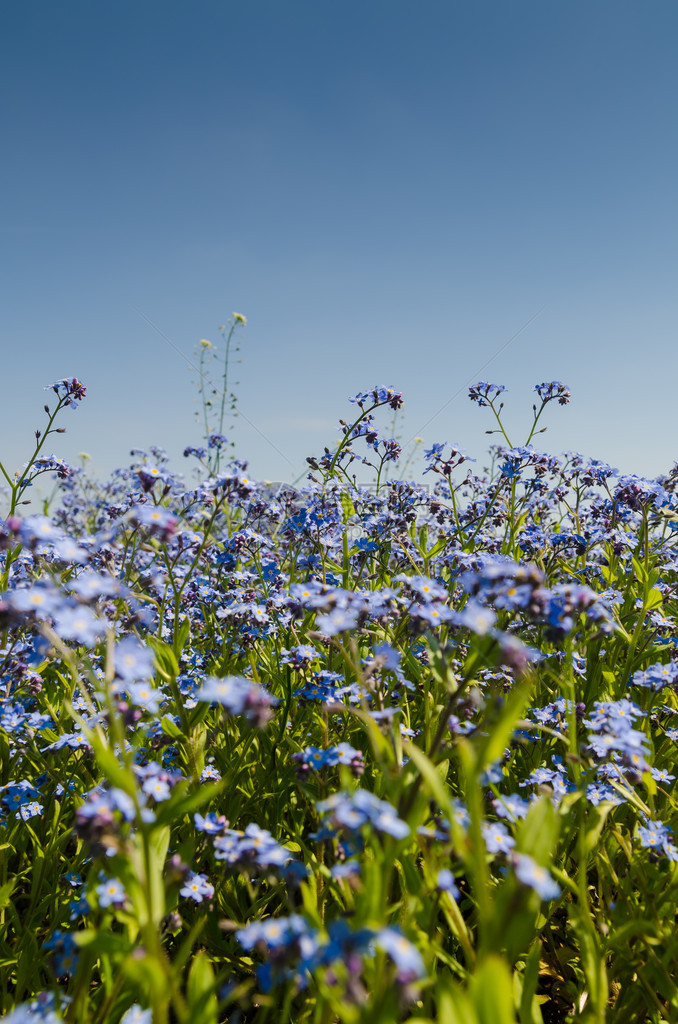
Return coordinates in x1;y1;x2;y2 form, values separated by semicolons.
584;803;613;854
75;929;135;958
605;919;658;950
123;950;168;1003
403;741;453;820
491;871;540;964
187;950;218;1024
340;491;356;522
474;675;534;775
515;796;559;864
86;730;137;796
518;944;543;1024
150;639;180;681
0;879;16;909
121;827;170;927
15;929;40;1000
154;778;227;828
435;975;479;1024
174;615;191;657
568;903;607;1016
471;954;518;1024
343;704;393;763
159;714;184;740
149;823;171;875
631;556;647;585
645;588;663;611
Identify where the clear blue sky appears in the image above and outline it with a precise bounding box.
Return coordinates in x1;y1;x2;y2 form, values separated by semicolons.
2;1;677;490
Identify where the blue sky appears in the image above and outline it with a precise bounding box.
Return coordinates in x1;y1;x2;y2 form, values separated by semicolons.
2;1;677;492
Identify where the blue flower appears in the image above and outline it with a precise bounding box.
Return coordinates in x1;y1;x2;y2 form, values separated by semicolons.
237;824;290;866
208;433;228;449
142;776;171;802
631;662;678;691
280;644;319;666
51;537;89;563
212;823;297;873
410;602;456;628
468;382;506;406
373;927;425;980
296;746;334;771
113;636;156;682
534;381;570;405
585;782;624;807
43;929;79;975
330;859;360;879
315;607;359;635
436;869;460;899
395;574;448;602
236;914;313;951
126;504;177;538
180;871;214;903
1;706;26;734
8;584;64;619
119;1007;153;1024
18;800;43;821
126;681;165;714
195;675;277;727
637;818;678;859
194;811;227;834
316;789;410;840
4;1001;63;1024
68;894;90;920
482;821;515;855
492;793;530;822
453;601;496;635
53;605;107;647
424;441;447;460
1;781;42;813
44;376;87;408
96;876;127;908
69;571;125;601
348;387;403;410
183;445;208;460
512;853;561;900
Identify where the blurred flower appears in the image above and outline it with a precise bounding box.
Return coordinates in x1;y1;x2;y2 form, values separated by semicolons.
113;636;156;682
373;928;425;981
195;675;278;727
512;853;561;900
119;1007;153;1024
436;869;460;899
96;876;127;909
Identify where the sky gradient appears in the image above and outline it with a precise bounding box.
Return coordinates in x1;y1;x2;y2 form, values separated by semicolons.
2;1;677;493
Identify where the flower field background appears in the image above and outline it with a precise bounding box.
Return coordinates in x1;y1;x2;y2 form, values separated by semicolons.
2;328;678;1023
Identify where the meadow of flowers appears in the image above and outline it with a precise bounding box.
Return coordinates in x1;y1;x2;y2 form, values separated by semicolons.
2;332;678;1023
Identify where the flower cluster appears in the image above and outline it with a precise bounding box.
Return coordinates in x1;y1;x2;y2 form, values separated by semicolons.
348;386;403;410
468;381;506;406
316;790;410;839
195;675;278;727
534;381;571;405
3;377;678;1021
43;377;87;408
